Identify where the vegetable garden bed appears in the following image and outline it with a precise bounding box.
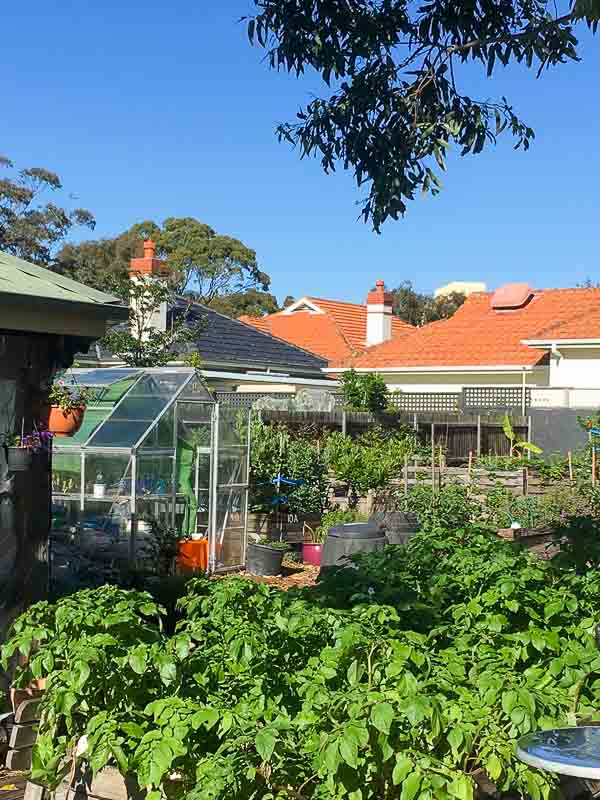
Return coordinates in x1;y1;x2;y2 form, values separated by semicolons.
4;521;600;800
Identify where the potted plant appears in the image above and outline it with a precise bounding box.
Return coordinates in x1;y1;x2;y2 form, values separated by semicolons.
246;537;289;576
47;379;92;436
302;522;326;566
3;429;53;472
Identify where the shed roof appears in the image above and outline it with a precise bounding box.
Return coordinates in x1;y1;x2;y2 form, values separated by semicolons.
0;250;126;312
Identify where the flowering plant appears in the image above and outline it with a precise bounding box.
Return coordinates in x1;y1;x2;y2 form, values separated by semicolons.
11;430;53;451
49;380;93;413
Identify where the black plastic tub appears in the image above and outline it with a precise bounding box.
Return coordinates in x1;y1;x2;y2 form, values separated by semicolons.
246;543;285;576
6;447;33;472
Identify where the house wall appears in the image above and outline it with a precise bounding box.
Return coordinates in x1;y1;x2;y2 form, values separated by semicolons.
379;369;547;393
549;348;600;388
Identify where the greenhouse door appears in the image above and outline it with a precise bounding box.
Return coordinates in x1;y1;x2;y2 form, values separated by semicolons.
208;405;250;573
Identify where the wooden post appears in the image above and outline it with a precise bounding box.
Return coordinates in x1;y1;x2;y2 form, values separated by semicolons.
476;414;482;456
431;423;436;491
593;443;597;486
468;450;473;483
439;444;444;488
568;450;573;482
341;409;347;437
522;467;528;496
404;454;409;496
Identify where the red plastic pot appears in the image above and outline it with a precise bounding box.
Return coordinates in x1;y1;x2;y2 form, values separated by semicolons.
302;542;323;566
48;406;84;437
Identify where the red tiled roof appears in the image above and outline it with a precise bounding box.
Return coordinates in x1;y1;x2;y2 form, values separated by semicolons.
347;288;600;370
239;297;413;362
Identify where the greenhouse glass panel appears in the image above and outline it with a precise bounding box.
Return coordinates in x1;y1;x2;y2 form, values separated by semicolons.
87;371;189;448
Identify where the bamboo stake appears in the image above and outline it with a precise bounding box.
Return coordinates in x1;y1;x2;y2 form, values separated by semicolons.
468;451;473;483
593;444;597;486
568;450;573;482
404;454;409;496
431;423;435;492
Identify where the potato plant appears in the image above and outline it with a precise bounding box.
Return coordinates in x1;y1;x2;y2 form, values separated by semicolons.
4;527;600;800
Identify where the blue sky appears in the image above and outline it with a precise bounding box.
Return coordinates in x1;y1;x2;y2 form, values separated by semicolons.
2;1;598;304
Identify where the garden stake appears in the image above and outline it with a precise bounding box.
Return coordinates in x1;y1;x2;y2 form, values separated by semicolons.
568;450;573;482
468;450;473;482
404;454;408;496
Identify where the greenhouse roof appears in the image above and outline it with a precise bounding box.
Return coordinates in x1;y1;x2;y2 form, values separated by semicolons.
55;367;214;452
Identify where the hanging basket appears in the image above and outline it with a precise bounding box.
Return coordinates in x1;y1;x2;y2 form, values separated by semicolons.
48;406;85;437
6;447;33;472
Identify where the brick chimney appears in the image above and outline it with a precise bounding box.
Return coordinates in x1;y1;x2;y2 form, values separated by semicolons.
129;239;168;335
366;279;393;346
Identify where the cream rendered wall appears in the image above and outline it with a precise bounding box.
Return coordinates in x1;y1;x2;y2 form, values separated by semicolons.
379;369;548;393
549;349;600;388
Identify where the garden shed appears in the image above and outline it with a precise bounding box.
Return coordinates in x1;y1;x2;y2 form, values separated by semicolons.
51;368;250;591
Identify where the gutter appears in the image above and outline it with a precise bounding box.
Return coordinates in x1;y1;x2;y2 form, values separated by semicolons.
0;290;129;321
323;364;544;374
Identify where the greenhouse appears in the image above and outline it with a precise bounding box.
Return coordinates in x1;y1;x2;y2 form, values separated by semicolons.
50;368;250;590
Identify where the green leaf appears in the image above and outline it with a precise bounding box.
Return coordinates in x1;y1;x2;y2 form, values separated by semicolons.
486;753;502;781
340;734;358;768
449;774;473;800
371;702;394;734
255;728;277;762
392;756;412;785
129;647;147;675
447;727;464;755
401;771;422;800
323;741;340;773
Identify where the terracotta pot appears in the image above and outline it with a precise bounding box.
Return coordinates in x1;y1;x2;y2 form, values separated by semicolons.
48;406;84;437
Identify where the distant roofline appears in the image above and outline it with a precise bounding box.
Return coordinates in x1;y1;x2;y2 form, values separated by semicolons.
324;364;545;374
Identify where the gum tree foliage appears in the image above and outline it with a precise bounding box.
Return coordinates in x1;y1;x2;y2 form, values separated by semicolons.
246;0;599;229
54;217;269;305
391;281;467;325
0;156;95;265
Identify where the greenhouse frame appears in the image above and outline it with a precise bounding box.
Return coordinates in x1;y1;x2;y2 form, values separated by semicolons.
51;368;250;589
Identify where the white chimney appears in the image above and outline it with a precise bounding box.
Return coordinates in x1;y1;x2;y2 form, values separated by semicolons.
129;239;168;338
366;279;393;346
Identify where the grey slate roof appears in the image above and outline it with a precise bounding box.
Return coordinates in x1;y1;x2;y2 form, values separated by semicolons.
80;297;327;374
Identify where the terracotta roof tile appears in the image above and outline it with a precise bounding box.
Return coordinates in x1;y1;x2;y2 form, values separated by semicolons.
347;288;600;370
239;296;413;362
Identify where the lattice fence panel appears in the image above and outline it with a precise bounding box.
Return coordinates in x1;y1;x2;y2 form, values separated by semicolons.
462;386;531;410
389;392;461;413
215;392;295;408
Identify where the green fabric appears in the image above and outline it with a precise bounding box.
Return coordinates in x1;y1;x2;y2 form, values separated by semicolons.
178;437;198;536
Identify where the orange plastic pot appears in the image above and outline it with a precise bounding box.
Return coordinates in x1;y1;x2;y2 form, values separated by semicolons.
177;538;209;572
48;406;84;437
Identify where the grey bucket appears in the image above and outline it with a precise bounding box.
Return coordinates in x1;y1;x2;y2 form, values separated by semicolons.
370;512;420;545
320;521;388;569
246;543;285;576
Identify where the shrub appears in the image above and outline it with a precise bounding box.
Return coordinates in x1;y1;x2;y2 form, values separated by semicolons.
340;369;388;412
397;483;477;530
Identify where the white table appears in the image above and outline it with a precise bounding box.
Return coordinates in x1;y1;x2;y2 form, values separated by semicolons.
517;727;600;779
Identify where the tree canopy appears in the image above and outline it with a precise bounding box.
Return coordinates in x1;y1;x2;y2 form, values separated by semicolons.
391;280;466;325
209;287;280;318
247;0;598;230
54;217;269;305
0;156;95;265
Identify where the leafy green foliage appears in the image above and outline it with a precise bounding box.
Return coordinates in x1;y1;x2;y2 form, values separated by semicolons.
503;414;543;457
0;155;95;266
100;281;203;367
7;526;600;800
249;415;329;514
54;218;268;304
209;288;280;319
391;282;466;326
397;484;477;530
312;508;368;543
247;0;597;229
341;370;388;412
326;427;418;506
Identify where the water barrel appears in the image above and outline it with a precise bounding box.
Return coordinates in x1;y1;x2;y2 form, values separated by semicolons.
320;521;388;569
369;512;420;545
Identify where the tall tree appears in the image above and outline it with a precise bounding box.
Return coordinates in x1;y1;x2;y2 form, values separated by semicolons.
391;280;466;325
247;0;598;230
54;217;269;303
209;288;280;318
0;156;95;265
